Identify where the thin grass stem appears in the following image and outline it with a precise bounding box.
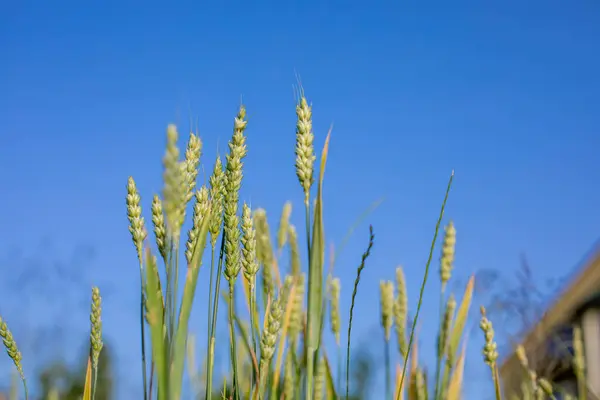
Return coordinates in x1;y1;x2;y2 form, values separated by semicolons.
397;171;454;400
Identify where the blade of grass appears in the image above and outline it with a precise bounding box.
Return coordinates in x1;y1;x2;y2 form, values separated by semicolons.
145;248;168;400
306;129;330;399
221;291;261;385
345;225;375;400
446;344;466;400
83;357;92;400
323;348;338;400
398;171;454;400
272;282;297;397
170;210;212;399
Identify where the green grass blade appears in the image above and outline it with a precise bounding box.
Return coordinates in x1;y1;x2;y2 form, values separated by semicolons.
446;275;474;367
170;210;212;399
345;225;375;400
145;248;168;400
398;171;454;400
306;130;330;399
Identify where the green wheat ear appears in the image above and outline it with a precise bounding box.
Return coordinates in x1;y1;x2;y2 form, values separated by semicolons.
0;316;27;399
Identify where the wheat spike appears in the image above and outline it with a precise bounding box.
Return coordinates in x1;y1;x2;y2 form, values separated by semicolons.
223;105;248;282
294;94;316;205
394;266;408;359
126;177;147;263
440;221;456;288
208;156;225;249
151;195;168;261
185;186;210;265
380;280;394;341
329;277;341;345
162;124;185;242
90;286;103;369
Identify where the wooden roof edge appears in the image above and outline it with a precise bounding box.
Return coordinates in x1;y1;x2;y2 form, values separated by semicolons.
499;239;600;374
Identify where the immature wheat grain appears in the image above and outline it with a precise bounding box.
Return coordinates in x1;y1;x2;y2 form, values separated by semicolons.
314;355;325;400
126;177;147;263
222;105;248;400
438;294;456;359
283;351;294;400
254;209;274;299
479;306;501;400
182;132;202;204
380;279;394;400
287;272;305;344
241;203;260;283
479;307;498;366
259;288;285;399
394;266;408;359
288;224;301;277
185;187;210;265
162;124;185;241
241;202;260;361
126;176;149;399
90;287;103;369
90;286;103;399
208;156;225;249
223;106;248;282
277;202;292;251
294;95;316;205
151;195;168;261
329;277;341;345
380;280;394;341
0;317;26;399
440;221;456;289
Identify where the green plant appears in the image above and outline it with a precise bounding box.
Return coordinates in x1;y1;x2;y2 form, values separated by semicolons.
1;85;591;400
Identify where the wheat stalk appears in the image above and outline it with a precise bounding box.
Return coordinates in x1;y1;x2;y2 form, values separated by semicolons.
0;317;27;399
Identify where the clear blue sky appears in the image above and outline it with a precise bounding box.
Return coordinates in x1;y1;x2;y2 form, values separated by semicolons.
1;1;599;398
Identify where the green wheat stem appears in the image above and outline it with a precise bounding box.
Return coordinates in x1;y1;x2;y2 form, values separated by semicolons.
249;280;258;379
229;282;241;400
385;336;391;400
206;233;226;400
140;289;148;400
398;171;454;400
346;225;375;400
433;292;445;400
207;246;217;368
304;200;315;400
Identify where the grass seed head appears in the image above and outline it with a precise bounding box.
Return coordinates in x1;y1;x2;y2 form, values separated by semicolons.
288;272;305;343
126;177;147;263
0;317;24;381
90;286;103;369
294;95;316;204
438;294;456;358
329;277;341;345
380;280;394;341
182;132;203;204
151;195;168;261
479;306;498;367
260;289;284;363
208;156;225;249
394;266;408;358
241;202;259;283
283;351;295;399
254;209;274;297
223;105;248;282
277;202;292;250
185;186;210;265
440;221;456;288
288;224;301;277
162;124;186;242
314;355;325;400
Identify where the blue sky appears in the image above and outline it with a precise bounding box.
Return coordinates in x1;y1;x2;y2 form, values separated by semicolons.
1;1;600;398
